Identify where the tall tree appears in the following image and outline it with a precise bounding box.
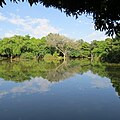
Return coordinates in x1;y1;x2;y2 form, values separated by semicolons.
46;33;72;61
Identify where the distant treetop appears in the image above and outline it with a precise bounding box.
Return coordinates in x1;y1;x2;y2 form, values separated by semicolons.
0;0;120;37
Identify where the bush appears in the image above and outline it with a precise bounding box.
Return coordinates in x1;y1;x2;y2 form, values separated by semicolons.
21;52;35;60
43;54;53;62
43;53;62;63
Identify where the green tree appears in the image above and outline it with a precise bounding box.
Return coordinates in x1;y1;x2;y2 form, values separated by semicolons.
46;33;71;61
81;41;90;58
0;35;23;61
101;36;120;63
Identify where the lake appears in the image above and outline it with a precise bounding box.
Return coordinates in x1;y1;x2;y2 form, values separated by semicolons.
0;59;120;120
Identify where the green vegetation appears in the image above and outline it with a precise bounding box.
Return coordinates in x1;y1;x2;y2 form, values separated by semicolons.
0;59;120;96
90;36;120;63
0;33;120;63
0;59;91;82
90;62;120;96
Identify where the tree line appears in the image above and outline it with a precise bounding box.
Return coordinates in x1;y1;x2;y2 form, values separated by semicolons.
0;33;120;63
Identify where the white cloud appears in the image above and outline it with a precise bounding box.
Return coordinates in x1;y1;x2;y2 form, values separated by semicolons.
4;31;19;38
0;77;55;99
0;13;6;21
84;31;108;43
1;13;60;38
91;79;111;89
84;71;111;88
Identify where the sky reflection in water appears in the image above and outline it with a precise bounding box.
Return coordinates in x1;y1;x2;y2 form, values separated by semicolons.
0;60;120;120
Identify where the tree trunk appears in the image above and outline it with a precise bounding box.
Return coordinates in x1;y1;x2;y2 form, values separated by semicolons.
10;55;12;62
91;53;93;62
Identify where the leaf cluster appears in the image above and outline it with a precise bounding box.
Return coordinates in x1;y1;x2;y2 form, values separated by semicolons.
0;0;120;36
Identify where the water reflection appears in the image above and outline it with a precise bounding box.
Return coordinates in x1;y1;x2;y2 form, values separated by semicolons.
0;59;91;82
85;71;111;89
0;59;120;120
0;59;120;97
0;77;53;98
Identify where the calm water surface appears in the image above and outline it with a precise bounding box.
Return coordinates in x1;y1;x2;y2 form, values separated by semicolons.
0;59;120;120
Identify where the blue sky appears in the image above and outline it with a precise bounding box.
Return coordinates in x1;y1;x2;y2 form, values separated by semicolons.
0;1;109;42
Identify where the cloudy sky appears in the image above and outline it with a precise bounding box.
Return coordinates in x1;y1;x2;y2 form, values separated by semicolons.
0;1;109;42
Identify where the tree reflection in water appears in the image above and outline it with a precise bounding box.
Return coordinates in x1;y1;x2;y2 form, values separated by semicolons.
0;59;120;96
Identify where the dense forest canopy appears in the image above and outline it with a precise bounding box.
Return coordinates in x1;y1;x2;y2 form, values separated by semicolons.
0;33;120;63
0;0;120;37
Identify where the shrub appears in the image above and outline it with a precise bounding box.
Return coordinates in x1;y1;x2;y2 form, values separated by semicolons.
21;52;35;60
